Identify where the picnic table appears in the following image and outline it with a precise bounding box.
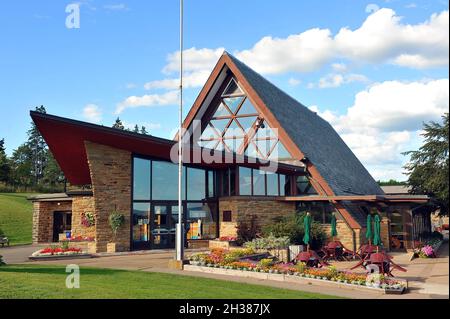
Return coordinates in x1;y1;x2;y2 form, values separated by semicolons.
320;241;360;261
350;251;407;277
295;250;330;268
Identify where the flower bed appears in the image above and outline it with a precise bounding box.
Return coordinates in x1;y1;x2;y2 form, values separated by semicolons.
29;246;92;260
188;248;407;294
413;238;443;259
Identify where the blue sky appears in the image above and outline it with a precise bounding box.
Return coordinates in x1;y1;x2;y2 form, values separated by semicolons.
0;0;448;181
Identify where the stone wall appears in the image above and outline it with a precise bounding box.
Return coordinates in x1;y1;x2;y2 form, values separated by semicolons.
321;220;359;251
218;197;296;237
71;195;96;239
32;200;72;243
85;141;131;253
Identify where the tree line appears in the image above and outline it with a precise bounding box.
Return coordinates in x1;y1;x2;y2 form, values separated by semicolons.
0;106;151;192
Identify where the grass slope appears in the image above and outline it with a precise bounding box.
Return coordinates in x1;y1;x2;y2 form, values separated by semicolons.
0;193;34;245
0;265;339;299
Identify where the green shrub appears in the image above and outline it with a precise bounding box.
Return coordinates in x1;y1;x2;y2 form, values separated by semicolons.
60;240;70;250
109;211;125;240
262;213;326;250
244;234;290;250
295;262;306;273
259;258;274;268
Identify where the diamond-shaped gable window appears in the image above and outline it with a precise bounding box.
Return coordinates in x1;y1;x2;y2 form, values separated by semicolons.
222;78;243;96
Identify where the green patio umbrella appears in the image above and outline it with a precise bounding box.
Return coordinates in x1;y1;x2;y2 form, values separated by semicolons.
303;213;312;251
373;214;381;249
330;213;337;241
365;214;373;245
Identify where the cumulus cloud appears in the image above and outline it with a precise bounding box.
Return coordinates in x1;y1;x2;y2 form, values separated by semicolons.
115;90;179;114
313;78;449;180
236;29;335;74
309;73;369;88
162;47;224;74
335;9;449;69
144;70;211;90
288;78;301;86
82;104;102;123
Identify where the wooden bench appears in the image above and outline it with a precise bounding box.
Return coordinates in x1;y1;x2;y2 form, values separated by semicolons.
0;236;9;247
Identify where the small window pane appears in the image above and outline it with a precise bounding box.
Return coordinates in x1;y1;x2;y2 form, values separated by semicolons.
210;119;229;135
266;172;278;196
237;98;258;115
186;203;217;240
223;78;243;96
279;175;286;196
133;158;151;200
133;203;150;243
239;167;252;195
213;102;232;118
187;167;206;201
236;116;257;133
223;97;244;114
200;124;219;140
224;137;244;153
253;169;266;196
208;171;215;198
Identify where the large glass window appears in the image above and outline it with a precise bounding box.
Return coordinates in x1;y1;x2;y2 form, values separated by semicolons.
239;167;252;195
253;170;266;196
196;77;294;162
133;158;150;200
266;172;279;196
152;161;186;200
186;203;217;240
187;167;206;200
296;175;318;195
297;202;335;224
133;203;150;243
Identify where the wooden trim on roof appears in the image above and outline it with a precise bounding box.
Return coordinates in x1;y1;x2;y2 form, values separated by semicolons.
281;195;384;202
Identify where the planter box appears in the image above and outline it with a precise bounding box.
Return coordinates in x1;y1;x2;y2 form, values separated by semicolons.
29;254;93;261
209;240;238;250
184;265;407;295
107;243;118;253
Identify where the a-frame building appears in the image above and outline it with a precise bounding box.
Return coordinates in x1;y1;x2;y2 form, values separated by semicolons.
29;52;433;253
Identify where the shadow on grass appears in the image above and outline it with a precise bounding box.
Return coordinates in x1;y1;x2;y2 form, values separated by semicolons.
0;265;127;276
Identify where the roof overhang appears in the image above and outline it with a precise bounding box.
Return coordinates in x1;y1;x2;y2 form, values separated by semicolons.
282;194;430;204
31;112;305;186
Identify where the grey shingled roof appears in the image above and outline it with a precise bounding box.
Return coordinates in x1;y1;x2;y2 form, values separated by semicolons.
228;53;384;196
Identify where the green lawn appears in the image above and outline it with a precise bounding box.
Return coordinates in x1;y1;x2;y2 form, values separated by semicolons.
0;265;339;299
0;193;34;245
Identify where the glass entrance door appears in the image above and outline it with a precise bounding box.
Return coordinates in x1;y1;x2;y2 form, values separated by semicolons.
151;204;177;249
132;203;151;250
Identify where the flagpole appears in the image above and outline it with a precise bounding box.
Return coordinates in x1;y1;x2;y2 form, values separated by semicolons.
176;0;184;262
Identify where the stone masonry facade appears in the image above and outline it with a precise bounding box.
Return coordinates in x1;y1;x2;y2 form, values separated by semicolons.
218;197;296;237
85;141;132;253
32;200;72;243
71;195;96;239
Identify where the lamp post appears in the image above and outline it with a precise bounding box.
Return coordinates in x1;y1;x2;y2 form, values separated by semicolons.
175;0;184;263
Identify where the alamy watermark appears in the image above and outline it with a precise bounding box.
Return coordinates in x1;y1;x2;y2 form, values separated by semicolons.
65;3;80;29
66;264;80;288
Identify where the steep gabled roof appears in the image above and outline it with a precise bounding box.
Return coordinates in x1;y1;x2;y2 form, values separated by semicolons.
226;53;384;196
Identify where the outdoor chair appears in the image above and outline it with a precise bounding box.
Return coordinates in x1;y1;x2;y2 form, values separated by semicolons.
295;251;329;268
321;242;345;261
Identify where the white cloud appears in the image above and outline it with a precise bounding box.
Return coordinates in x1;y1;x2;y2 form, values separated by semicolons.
288;78;301;86
310;73;369;88
234;8;448;74
236;29;335;74
313;78;449;180
82;104;102;123
116;90;179;114
331;63;348;73
144;70;211;90
335;9;449;68
103;4;129;11
162;47;224;74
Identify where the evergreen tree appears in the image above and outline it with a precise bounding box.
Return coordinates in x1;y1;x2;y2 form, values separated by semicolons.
404;113;449;215
9;144;33;188
0;138;10;183
140;126;148;135
133;124;139;133
112;117;125;130
26;106;48;185
42;150;65;188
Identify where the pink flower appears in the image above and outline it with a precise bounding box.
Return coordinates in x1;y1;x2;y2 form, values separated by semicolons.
421;245;434;257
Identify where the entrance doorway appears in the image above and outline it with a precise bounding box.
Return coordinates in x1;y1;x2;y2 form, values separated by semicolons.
132;203;179;250
52;211;72;242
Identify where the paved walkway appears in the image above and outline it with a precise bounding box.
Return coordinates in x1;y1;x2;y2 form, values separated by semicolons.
2;242;448;299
